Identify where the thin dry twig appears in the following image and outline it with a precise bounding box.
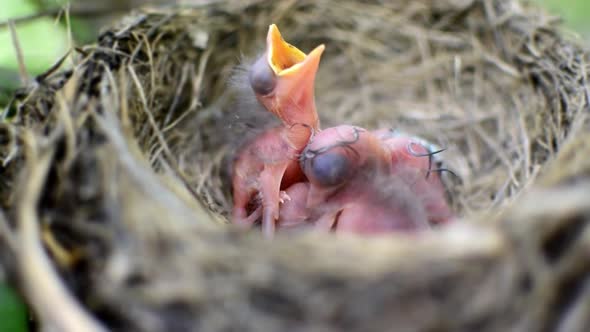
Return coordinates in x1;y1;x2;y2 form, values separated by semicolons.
17;131;107;332
8;21;30;85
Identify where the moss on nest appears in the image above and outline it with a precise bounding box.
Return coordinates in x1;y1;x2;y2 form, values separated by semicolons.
1;0;590;331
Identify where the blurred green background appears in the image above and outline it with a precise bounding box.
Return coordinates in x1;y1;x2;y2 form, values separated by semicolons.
0;0;589;330
537;0;590;37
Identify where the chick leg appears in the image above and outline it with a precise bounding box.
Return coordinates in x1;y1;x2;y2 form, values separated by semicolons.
259;163;289;237
232;180;262;228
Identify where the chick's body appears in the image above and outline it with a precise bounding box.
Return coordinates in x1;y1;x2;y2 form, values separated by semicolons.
230;24;324;236
232;125;310;231
275;126;454;234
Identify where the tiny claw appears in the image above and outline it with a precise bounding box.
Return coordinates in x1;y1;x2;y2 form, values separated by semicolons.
279;191;291;204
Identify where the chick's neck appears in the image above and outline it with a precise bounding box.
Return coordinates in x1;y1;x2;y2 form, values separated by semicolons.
282;122;316;150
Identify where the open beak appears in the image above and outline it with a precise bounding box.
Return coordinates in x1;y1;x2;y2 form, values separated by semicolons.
265;24;324;128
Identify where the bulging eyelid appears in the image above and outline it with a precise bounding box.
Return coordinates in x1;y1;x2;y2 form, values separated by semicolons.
249;56;277;96
299;127;363;170
307;152;352;187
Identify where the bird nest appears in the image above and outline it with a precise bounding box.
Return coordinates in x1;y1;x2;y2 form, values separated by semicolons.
1;0;590;331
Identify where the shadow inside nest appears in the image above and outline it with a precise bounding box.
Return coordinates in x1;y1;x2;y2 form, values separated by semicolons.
1;0;590;331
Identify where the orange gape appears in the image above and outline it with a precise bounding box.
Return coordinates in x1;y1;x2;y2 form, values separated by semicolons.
231;25;324;237
277;126;454;235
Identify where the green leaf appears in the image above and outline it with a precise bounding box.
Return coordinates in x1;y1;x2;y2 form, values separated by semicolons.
0;283;29;332
0;0;70;74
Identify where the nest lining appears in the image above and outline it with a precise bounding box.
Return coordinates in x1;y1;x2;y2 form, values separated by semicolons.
1;0;590;331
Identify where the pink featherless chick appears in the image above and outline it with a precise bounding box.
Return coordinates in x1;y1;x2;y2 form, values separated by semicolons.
231;24;325;237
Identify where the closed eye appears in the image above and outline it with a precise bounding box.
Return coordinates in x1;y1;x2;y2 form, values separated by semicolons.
306;152;353;188
249;56;277;96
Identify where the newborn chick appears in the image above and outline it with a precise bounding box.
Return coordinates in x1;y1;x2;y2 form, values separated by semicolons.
281;125;454;235
373;128;454;224
231;24;325;236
